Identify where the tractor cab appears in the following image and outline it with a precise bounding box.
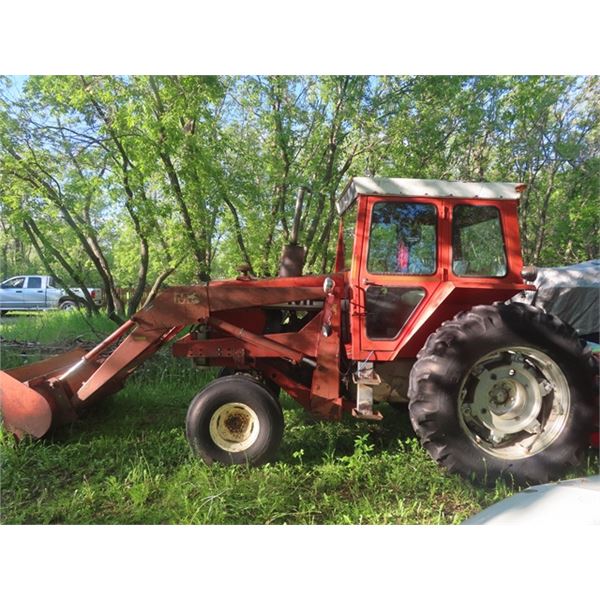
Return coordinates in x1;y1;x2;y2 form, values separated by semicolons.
335;177;531;361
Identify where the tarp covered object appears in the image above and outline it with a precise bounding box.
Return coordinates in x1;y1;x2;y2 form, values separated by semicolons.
513;259;600;336
462;475;600;525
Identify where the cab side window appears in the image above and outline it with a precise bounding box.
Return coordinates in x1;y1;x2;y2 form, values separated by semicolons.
366;286;425;339
367;202;437;275
2;277;25;289
452;205;507;277
27;277;42;288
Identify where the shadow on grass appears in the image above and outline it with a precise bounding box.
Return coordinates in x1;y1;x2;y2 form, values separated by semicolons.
31;371;420;472
2;341;417;471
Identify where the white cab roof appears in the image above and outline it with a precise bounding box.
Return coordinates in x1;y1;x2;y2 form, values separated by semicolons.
337;177;524;214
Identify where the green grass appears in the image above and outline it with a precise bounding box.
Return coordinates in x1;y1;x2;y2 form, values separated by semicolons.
1;312;597;524
0;309;115;345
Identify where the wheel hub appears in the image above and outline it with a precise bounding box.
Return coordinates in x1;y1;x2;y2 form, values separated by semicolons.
473;364;542;434
459;347;570;459
209;402;260;453
224;413;249;435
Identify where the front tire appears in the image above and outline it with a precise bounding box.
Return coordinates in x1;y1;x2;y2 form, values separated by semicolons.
408;302;596;486
216;366;281;400
186;375;284;466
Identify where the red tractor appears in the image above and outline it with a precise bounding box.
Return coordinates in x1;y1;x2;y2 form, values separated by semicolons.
1;177;597;485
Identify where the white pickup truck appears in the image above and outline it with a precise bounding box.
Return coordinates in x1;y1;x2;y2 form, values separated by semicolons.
0;275;103;314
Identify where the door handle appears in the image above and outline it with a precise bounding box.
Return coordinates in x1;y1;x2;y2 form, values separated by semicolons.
36;290;44;293
361;278;381;286
15;290;22;293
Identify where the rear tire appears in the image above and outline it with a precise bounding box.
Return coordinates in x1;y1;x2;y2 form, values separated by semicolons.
408;302;596;486
59;300;78;310
186;375;284;466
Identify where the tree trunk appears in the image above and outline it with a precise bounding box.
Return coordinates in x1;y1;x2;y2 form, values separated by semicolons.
141;256;185;309
532;166;559;264
23;219;99;313
147;76;209;280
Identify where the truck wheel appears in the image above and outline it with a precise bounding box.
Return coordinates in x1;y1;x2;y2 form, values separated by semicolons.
186;375;284;466
408;302;596;486
217;366;281;400
59;300;78;310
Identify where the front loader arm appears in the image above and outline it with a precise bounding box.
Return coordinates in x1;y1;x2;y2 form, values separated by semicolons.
1;277;339;439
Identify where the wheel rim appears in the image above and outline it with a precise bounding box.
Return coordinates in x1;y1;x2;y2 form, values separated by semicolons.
209;402;260;453
458;347;571;459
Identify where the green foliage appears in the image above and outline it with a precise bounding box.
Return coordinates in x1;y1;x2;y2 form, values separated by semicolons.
0;75;598;309
0;309;115;345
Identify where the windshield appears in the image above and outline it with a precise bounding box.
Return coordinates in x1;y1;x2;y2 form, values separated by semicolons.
367;201;437;275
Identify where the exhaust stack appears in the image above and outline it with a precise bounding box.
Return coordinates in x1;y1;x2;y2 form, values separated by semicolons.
278;186;307;277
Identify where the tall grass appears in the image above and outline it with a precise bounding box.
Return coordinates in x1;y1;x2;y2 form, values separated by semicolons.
0;375;511;524
1;313;597;524
0;309;116;345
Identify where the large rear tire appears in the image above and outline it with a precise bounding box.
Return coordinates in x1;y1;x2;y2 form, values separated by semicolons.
186;375;284;466
408;302;596;486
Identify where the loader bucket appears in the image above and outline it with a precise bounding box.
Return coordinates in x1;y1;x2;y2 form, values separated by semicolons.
0;349;94;439
0;318;176;440
0;370;53;439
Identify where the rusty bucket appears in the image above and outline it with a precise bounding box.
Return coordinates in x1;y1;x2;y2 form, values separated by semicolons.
0;349;102;439
0;318;176;439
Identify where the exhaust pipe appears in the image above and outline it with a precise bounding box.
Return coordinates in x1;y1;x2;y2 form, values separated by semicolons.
279;186;308;277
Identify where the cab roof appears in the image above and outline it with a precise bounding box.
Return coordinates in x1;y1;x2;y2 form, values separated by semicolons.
336;177;525;214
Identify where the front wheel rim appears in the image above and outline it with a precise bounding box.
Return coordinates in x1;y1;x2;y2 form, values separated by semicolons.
458;347;571;460
209;402;261;453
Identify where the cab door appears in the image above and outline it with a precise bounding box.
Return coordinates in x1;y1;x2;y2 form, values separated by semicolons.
356;197;443;356
23;276;45;308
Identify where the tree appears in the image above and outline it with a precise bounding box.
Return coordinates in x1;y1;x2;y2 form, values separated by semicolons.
1;74;597;312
